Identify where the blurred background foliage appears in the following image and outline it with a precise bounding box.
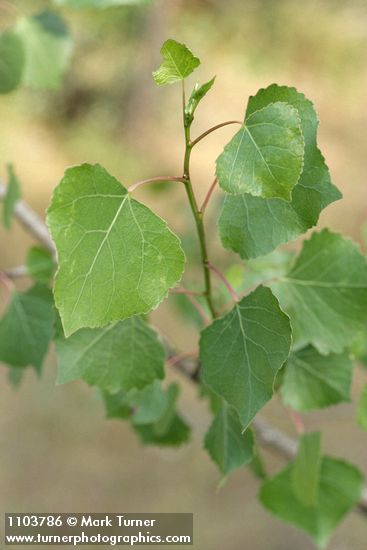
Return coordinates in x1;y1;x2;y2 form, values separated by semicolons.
1;1;367;548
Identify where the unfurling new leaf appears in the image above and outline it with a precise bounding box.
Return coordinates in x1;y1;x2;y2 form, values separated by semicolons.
185;77;215;123
153;39;200;86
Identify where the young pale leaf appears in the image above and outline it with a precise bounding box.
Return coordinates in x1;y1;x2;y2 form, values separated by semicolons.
55;317;165;392
281;346;353;411
152;39;200;86
0;284;54;371
2;164;21;230
260;457;363;548
26;246;55;284
200;286;291;428
185;77;215;122
292;432;322;507
219;148;340;259
357;384;367;431
54;0;151;6
216;102;304;201
272;230;367;354
15;11;73;89
0;31;25;94
204;401;254;476
47;163;185;336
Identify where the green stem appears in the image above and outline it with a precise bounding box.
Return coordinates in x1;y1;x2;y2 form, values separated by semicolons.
181;83;217;319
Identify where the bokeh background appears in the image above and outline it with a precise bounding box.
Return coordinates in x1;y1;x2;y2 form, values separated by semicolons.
1;0;367;548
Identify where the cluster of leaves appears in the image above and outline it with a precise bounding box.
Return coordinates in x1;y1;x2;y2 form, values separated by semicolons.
0;9;73;93
1;38;367;548
0;0;151;94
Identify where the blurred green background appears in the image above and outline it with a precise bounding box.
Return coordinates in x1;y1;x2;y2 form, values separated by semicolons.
1;0;367;548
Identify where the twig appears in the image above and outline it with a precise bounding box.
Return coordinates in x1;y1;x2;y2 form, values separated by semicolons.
0;271;15;292
207;261;239;303
288;408;305;435
191;120;242;147
167;350;198;368
199;178;217;214
1;188;367;516
0;181;55;253
184;293;211;325
0;0;21;15
4;265;28;278
128;176;186;193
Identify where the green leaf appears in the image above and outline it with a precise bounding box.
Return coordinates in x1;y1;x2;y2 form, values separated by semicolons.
102;380;169;423
272;230;367;354
259;456;364;548
200;286;291;428
218;85;340;259
292;432;322;507
185;77;215;122
55;316;165;392
133;383;190;446
26;246;55;284
246;85;317;150
129;381;170;425
152;39;200;86
171;292;205;329
204;401;254;476
357;384;367;431
219;149;340;259
2;164;21;230
248;446;267;480
200;382;223;415
102;390;131;419
47;163;185;336
225;250;294;295
15;11;73;89
134;414;190;446
53;0;150;7
216;102;304;200
281;346;353;411
0;284;54;371
7;367;26;388
0;31;25;94
351;330;367;368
